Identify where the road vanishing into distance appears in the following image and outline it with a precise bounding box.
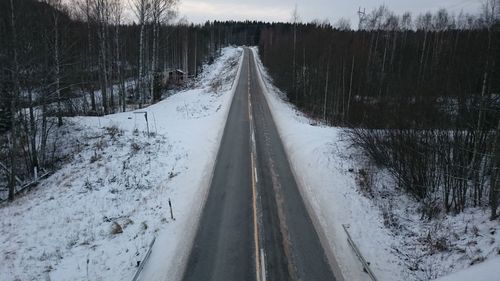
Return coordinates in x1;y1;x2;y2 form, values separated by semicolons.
182;48;336;281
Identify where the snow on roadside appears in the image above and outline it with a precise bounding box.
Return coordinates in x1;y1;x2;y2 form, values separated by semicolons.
0;46;243;281
434;256;500;281
251;46;500;281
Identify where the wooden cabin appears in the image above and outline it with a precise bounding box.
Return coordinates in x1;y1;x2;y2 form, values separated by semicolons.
163;69;186;87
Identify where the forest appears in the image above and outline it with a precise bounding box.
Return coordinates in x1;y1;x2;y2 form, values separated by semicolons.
1;0;500;222
257;4;500;219
0;0;259;201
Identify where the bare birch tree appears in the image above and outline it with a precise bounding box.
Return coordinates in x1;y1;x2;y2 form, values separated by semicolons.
150;0;178;102
91;0;112;114
131;0;151;107
50;0;64;126
110;0;126;111
7;0;20;201
291;4;300;102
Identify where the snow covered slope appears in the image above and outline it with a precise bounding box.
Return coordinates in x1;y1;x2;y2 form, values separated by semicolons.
0;47;243;281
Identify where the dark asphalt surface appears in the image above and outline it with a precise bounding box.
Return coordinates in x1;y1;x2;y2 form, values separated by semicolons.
182;48;336;281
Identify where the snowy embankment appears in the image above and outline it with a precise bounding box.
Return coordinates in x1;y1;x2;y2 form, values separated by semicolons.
0;46;243;281
434;256;500;281
251;46;500;281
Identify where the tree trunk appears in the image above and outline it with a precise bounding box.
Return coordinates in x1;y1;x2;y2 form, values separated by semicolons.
346;55;355;124
40;103;48;168
183;30;188;81
138;18;145;107
419;31;428;83
8;0;20;201
86;0;96;112
491;119;500;220
151;22;158;103
194;31;198;77
98;8;109;114
28;90;38;171
54;11;63;127
322;60;329;122
293;24;297;101
115;24;126;112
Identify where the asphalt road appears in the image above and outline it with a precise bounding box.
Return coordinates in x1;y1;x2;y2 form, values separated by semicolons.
182;48;336;281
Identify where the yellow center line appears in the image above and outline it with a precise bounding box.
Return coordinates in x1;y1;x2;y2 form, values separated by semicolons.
248;53;262;281
252;154;261;281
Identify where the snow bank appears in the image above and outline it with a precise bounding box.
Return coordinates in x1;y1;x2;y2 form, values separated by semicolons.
0;46;243;281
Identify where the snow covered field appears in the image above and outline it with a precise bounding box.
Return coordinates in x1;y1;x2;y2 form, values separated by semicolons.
0;46;243;281
251;47;500;281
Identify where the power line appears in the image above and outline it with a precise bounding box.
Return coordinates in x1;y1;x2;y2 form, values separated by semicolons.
446;0;481;11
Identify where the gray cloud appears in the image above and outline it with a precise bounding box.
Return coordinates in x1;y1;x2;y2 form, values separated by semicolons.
179;0;483;25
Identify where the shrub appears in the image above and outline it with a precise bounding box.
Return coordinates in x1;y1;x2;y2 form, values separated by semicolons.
111;222;123;235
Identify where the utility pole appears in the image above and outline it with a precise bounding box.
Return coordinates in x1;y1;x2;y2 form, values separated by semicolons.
357;7;366;29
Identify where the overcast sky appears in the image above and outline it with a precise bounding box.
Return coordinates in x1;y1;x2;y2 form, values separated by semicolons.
178;0;483;25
